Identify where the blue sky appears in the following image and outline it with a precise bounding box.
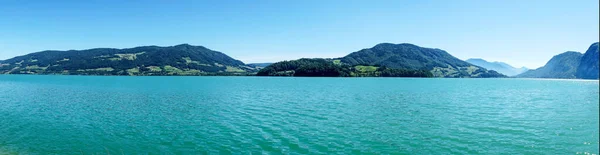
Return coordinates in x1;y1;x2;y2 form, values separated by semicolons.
0;0;598;68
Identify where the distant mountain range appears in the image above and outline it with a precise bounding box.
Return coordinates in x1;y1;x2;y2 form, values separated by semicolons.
246;63;273;69
516;42;599;79
2;42;597;79
465;58;528;76
0;43;505;77
0;44;257;76
260;43;505;78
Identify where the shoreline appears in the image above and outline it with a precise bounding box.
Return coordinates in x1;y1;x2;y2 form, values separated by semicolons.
1;74;599;80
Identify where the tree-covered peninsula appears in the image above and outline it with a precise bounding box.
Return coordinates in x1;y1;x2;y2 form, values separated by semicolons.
256;58;433;77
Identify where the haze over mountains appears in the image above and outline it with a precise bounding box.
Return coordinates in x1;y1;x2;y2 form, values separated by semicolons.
516;42;599;79
465;58;529;76
246;63;273;69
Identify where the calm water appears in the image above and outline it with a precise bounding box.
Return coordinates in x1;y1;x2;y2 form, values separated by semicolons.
0;75;598;154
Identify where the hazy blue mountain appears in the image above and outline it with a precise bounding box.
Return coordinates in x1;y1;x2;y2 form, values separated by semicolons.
466;58;528;76
516;51;582;78
340;43;506;78
247;63;273;68
575;42;599;79
0;44;256;75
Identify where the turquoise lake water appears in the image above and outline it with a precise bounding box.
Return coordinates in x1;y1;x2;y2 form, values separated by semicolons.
0;75;598;154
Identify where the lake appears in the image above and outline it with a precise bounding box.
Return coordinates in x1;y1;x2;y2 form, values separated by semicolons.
0;75;598;154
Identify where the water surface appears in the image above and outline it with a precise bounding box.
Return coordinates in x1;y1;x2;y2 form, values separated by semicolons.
0;75;598;154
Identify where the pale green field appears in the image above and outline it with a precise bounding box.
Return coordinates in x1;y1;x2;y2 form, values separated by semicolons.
183;57;200;64
354;65;379;72
163;65;182;73
25;65;48;70
76;68;115;72
105;52;146;61
146;66;162;72
226;66;246;72
332;60;341;65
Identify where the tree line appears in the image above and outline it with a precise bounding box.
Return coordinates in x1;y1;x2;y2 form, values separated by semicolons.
256;58;433;77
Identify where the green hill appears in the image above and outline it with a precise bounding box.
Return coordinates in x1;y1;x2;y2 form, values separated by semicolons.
256;58;350;77
516;51;583;79
257;43;505;78
340;43;505;78
256;58;433;77
0;44;256;76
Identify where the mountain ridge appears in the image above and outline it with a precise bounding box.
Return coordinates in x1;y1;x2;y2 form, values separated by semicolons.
516;42;599;79
339;43;505;77
515;51;582;78
4;42;596;78
0;44;256;76
258;43;505;78
575;42;599;79
465;58;528;76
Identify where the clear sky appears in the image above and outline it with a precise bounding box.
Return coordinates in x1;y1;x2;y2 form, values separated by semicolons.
0;0;598;68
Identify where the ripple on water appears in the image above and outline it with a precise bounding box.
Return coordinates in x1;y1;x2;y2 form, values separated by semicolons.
0;76;598;154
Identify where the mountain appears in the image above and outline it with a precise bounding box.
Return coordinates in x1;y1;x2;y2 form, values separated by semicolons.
575;42;599;79
257;58;349;77
465;58;528;76
257;43;505;78
247;63;273;69
256;58;432;77
0;44;256;75
516;51;583;78
339;43;506;78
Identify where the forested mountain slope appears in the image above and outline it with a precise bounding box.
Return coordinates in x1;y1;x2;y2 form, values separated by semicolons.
0;44;256;75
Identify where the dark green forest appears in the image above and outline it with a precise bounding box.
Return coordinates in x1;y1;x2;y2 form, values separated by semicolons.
339;43;505;78
256;58;433;77
0;44;256;75
255;43;506;78
1;43;513;78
